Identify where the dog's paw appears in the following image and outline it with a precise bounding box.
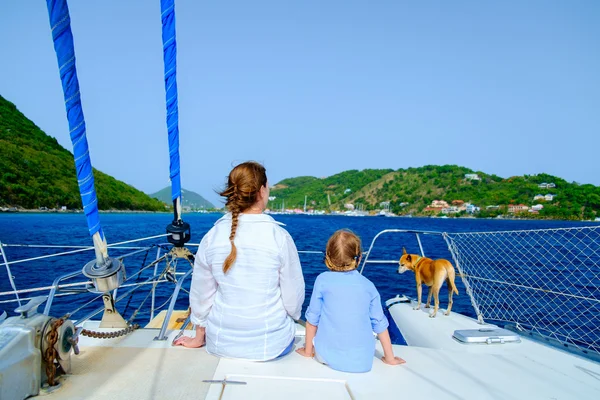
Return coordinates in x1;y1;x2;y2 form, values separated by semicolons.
444;311;451;316
413;306;420;311
429;313;437;318
425;305;430;308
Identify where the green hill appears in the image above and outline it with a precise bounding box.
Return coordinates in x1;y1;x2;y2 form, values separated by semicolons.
0;95;165;211
150;187;215;210
270;165;600;220
270;169;394;210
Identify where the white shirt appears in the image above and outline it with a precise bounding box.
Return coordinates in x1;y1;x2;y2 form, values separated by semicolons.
189;213;305;361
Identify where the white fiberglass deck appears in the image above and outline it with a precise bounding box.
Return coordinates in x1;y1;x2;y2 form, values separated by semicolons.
33;303;600;400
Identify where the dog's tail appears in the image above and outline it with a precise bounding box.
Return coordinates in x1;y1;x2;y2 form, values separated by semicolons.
447;266;459;295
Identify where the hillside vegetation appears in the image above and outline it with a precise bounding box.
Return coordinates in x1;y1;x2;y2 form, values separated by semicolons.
271;165;600;220
0;95;165;211
150;186;215;209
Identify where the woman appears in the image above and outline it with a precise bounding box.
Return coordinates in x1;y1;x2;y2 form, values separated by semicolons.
174;161;305;361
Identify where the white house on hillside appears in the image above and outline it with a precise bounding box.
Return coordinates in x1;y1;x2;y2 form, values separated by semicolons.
465;203;480;214
534;194;556;202
465;174;481;181
442;206;459;214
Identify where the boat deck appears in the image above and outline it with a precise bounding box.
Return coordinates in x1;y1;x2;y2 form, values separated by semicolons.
34;303;600;400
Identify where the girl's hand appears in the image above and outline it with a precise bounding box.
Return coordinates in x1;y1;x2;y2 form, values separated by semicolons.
295;347;313;357
382;356;406;365
173;335;205;348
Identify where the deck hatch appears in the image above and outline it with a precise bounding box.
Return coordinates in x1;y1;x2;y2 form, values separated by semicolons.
453;328;521;345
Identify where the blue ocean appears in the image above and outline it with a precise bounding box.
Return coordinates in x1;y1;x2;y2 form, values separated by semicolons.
0;213;597;327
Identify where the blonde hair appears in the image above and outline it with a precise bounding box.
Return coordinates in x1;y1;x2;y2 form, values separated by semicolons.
324;229;362;272
218;161;267;274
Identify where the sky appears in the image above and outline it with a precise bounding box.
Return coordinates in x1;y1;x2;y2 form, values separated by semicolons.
1;1;599;206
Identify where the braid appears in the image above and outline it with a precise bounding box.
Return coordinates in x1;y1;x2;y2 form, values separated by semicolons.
223;204;240;274
218;161;268;274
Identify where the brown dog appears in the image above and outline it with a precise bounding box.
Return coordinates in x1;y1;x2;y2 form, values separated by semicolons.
398;248;459;317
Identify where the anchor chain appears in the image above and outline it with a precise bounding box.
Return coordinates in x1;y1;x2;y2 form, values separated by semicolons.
43;318;65;387
81;323;140;339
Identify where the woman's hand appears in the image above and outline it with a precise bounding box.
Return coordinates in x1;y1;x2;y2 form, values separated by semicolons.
295;347;314;357
173;334;205;348
382;356;406;365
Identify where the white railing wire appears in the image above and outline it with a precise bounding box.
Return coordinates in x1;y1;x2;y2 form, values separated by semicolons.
0;241;22;306
445;226;600;355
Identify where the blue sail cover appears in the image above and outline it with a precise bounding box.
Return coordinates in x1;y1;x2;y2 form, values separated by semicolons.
46;0;103;238
161;0;182;204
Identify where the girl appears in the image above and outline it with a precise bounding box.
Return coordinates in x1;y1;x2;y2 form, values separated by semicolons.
296;229;405;372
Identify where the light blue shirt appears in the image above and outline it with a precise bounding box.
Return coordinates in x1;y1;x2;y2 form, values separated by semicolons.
305;270;389;373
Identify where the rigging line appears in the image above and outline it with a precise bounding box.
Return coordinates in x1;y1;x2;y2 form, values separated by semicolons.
154;292;175;311
2;234;170;267
62;292;104;318
0;292;79;305
0;241;22;306
65;279;177;318
74;275;169;325
108;234;171;248
123;248;152;316
0;281;90;297
123;254;169;283
65;280;172;318
0;254;169;297
1;256;169;299
126;277;166;324
1;244;150;250
119;279;168;290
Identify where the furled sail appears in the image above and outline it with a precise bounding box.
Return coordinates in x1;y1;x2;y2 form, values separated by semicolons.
160;0;182;219
46;0;108;264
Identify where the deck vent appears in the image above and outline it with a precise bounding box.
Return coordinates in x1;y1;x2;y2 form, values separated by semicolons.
453;328;521;345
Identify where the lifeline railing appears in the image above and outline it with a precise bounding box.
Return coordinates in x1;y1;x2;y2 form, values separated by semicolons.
358;226;600;357
0;235;190;326
0;238;326;341
3;226;599;355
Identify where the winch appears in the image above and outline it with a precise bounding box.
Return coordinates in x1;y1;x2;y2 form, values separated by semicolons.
0;296;77;400
82;257;125;293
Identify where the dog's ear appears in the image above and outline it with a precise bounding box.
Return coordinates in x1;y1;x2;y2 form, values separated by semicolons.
402;247;407;255
406;254;412;262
